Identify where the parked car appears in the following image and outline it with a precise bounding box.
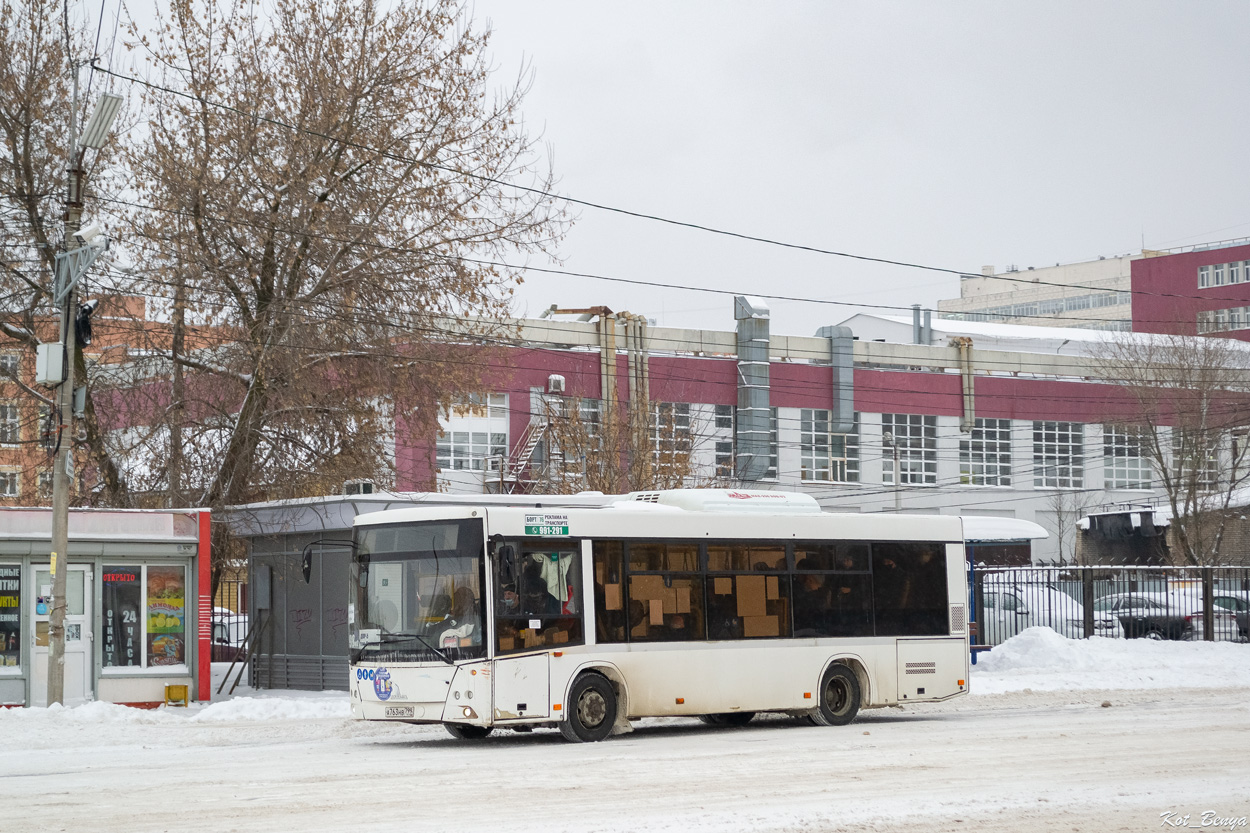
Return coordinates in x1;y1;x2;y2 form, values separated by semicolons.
1093;592;1239;641
1211;594;1250;641
211;607;249;661
979;582;1122;645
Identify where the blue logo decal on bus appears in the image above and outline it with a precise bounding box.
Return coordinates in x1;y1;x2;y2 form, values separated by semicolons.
373;666;393;701
356;668;376;681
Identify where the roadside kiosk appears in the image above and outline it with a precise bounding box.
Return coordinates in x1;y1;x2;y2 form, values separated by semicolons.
0;507;211;708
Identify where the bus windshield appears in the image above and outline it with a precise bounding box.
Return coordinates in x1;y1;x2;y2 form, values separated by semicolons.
350;519;485;664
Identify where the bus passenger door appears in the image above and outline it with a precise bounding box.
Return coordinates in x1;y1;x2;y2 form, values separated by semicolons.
492;653;548;720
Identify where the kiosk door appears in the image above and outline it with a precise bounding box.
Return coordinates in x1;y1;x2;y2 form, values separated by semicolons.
31;565;93;706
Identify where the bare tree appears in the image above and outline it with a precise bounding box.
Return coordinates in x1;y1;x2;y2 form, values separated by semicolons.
1096;332;1250;565
0;0;132;506
1043;488;1080;565
530;395;694;494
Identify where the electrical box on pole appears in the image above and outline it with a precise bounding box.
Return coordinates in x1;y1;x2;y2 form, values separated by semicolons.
36;343;64;386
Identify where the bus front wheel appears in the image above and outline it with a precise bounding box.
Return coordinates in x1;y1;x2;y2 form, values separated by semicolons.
810;664;860;727
445;723;493;740
559;673;617;743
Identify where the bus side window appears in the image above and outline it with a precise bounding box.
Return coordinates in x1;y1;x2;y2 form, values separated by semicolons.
593;541;626;643
792;543;872;638
705;544;789;641
495;545;585;654
871;542;949;637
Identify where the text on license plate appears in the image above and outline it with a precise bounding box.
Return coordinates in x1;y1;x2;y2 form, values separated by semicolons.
385;706;414;718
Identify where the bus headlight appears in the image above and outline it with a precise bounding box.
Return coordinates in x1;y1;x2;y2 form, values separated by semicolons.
461;706;477;719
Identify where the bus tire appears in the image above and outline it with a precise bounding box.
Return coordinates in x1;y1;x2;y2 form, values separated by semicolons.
810;664;860;727
698;712;755;727
559;673;617;743
445;723;493;740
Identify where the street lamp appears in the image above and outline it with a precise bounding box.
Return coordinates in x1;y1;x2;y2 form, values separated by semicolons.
46;84;121;706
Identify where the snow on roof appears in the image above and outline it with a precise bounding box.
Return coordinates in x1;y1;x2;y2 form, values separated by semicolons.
839;313;1250;359
862;313;1122;344
961;516;1049;541
1079;486;1250;529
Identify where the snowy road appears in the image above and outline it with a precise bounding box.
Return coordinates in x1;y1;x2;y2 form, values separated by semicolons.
4;633;1250;833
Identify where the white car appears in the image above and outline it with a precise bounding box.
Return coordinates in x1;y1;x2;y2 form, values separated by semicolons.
979;582;1122;645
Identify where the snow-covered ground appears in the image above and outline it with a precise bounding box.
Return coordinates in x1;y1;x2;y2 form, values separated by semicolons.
3;629;1248;832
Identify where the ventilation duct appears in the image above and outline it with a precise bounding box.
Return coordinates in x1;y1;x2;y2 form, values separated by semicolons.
815;325;855;434
734;296;771;481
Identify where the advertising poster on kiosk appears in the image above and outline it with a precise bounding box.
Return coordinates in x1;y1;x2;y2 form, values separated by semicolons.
147;567;186;666
0;566;19;668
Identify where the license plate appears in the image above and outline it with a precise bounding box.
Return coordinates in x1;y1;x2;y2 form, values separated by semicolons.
384;705;414;719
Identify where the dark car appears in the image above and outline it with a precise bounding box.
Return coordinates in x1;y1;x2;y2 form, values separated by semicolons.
1094;592;1239;641
1094;593;1186;640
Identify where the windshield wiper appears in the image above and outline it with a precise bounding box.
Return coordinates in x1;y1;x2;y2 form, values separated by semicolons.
367;631;454;665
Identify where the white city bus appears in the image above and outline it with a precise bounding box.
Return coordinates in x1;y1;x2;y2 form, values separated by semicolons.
348;490;969;742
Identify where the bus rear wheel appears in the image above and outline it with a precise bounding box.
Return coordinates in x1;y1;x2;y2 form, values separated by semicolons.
559;673;617;743
697;712;755;727
809;664;860;727
445;723;493;740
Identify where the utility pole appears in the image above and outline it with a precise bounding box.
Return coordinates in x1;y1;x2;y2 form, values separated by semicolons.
46;64;84;706
884;431;902;512
46;63;121;705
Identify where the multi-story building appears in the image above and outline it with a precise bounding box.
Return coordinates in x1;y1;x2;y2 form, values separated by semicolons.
1131;240;1250;339
937;256;1136;330
939;238;1250;338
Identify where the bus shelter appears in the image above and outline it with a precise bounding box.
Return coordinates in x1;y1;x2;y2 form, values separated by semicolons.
0;508;211;708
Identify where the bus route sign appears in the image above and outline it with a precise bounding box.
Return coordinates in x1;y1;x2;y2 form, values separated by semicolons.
524;514;569;536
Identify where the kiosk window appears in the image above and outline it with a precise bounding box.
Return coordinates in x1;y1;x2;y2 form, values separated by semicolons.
101;565;188;668
147;566;187;666
0;565;20;669
103;567;143;667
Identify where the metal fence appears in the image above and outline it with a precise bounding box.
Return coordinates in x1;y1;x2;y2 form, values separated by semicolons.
970;566;1250;647
210;580;249;662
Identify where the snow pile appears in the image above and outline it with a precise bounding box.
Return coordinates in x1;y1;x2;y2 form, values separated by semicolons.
191;695;349;723
972;626;1250;694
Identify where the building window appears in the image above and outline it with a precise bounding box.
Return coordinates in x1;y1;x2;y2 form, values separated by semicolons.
0;470;17;497
652;402;692;473
36;469;54;499
0;353;18;377
1231;262;1243;285
437;393;509;472
800;410;859;482
1199;266;1211;288
1104;426;1151;490
959;418;1012;486
1033;421;1084;489
437;431;507;471
1173;430;1219;493
882;413;937;485
1214;263;1227;286
711;407;776;480
0;403;18;445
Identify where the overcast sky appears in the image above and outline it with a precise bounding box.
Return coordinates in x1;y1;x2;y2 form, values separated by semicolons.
469;1;1250;336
